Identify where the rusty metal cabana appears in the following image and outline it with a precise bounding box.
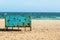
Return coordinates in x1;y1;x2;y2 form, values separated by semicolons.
5;15;31;31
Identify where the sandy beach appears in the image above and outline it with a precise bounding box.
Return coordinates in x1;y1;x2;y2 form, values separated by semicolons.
0;19;60;40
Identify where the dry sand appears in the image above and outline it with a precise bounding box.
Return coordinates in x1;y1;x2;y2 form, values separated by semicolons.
0;19;60;40
0;19;5;28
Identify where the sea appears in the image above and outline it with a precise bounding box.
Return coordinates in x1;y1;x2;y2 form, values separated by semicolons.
0;12;60;20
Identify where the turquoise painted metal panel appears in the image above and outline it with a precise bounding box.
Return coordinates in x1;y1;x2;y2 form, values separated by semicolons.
5;16;31;27
17;16;25;27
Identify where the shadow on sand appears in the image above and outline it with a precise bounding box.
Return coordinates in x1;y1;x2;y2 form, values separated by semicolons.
0;28;21;31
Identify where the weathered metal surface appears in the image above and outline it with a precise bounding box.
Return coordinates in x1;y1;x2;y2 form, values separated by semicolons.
5;16;31;27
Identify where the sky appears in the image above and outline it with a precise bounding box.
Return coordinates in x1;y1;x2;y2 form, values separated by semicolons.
0;0;60;12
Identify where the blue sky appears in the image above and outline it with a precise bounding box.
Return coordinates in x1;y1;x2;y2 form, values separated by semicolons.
0;0;60;12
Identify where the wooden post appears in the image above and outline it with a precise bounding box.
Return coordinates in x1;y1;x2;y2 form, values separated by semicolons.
25;26;26;31
18;27;19;30
30;22;31;31
29;24;31;31
5;27;8;31
28;22;31;31
28;16;31;31
23;22;26;31
12;27;13;30
4;13;7;31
